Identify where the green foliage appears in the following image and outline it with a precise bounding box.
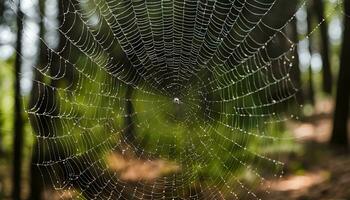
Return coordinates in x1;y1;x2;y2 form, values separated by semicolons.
0;59;15;152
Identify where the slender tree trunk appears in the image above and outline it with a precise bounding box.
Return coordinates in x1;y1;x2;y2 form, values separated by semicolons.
307;63;315;105
12;2;24;200
0;107;3;155
124;85;135;144
307;6;315;105
28;0;46;199
330;0;350;148
0;0;4;20
0;0;4;156
314;0;332;94
290;15;304;105
29;1;72;198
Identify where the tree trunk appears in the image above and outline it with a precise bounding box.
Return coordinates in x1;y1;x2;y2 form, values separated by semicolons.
0;0;4;20
28;0;46;199
330;0;350;148
307;62;315;105
0;0;5;156
124;85;136;144
12;2;24;200
314;0;333;94
28;0;75;198
307;6;315;105
0;106;3;155
290;14;304;105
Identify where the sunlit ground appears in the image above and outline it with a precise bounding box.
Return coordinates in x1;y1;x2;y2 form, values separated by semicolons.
106;152;180;182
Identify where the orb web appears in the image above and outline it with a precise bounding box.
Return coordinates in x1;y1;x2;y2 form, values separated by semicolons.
10;0;343;199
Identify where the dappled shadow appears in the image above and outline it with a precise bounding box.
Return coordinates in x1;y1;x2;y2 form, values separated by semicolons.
256;99;350;200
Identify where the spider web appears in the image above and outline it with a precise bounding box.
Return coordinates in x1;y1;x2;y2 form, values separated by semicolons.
10;0;342;199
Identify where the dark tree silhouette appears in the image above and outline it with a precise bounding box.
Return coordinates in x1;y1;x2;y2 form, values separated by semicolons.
0;109;3;156
28;0;46;199
12;1;24;199
124;85;136;145
0;0;4;23
289;0;304;105
314;0;333;94
28;0;75;198
0;0;4;155
0;100;3;156
307;6;315;105
330;0;350;148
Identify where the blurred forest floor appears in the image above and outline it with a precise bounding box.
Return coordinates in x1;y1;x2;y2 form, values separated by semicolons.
1;99;349;200
262;154;350;200
257;98;350;200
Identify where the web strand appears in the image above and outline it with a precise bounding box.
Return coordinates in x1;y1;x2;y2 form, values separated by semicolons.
10;0;344;199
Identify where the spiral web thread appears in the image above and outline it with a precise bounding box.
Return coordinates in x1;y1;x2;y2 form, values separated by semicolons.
10;0;343;199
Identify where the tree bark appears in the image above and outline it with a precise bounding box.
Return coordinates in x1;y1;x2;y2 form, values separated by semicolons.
330;0;350;148
314;0;333;94
0;112;3;155
28;0;46;199
12;2;24;200
0;0;4;21
124;85;136;144
307;6;315;105
290;14;304;105
0;0;5;156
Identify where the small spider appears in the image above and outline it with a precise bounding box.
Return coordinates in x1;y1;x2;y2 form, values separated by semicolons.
173;97;181;104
